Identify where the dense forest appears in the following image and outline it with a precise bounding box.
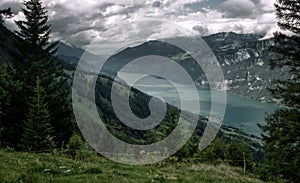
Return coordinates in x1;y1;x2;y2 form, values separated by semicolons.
0;0;299;182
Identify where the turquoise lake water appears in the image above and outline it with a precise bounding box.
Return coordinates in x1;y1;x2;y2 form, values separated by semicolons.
127;74;278;137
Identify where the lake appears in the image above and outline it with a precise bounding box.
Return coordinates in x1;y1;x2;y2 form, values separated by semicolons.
119;73;278;137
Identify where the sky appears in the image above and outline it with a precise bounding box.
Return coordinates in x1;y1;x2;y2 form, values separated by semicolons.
0;0;280;48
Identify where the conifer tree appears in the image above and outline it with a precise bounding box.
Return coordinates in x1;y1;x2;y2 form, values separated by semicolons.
7;0;74;147
22;77;54;151
13;0;58;79
259;0;300;181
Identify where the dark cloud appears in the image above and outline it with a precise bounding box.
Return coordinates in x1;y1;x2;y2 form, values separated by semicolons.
47;3;106;47
65;31;97;47
45;1;145;46
97;3;115;10
193;25;209;36
219;0;257;19
152;1;161;8
184;0;224;11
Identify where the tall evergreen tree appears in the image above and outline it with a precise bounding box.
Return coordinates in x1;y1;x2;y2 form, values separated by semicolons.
13;0;58;77
259;0;300;181
5;0;74;148
22;77;54;151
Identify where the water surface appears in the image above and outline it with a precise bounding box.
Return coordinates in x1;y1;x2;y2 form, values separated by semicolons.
121;73;278;136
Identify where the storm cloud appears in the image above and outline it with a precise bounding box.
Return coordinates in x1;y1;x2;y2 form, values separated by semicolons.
1;0;279;47
193;25;209;36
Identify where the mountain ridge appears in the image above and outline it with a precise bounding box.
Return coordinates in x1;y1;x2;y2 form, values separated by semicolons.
0;23;287;103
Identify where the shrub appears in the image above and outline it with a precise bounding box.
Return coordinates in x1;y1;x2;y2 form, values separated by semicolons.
66;133;84;160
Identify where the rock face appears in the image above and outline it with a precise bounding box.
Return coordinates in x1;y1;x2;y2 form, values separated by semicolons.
201;32;289;102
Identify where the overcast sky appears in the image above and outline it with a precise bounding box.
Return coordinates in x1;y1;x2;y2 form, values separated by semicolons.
0;0;280;48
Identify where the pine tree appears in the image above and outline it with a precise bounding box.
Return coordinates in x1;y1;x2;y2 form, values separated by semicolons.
7;0;74;147
22;77;54;151
13;0;58;79
259;0;300;181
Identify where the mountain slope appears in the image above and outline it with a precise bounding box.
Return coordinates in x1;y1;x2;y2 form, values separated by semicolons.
96;32;289;103
0;24;264;168
56;42;101;65
2;22;285;103
203;32;289;102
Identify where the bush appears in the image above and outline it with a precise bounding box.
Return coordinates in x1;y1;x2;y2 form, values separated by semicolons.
66;133;84;160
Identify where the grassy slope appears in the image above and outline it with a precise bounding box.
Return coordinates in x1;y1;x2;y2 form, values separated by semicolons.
0;149;266;183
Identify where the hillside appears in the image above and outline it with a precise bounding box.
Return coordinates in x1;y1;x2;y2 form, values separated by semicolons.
0;23;264;161
98;33;289;103
0;20;267;182
0;149;266;183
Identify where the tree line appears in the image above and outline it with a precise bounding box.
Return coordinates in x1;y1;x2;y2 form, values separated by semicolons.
0;0;74;151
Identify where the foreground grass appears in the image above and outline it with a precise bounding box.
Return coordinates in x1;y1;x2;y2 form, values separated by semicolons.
0;149;265;183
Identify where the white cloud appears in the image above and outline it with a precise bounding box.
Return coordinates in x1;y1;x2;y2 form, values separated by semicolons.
106;14;128;26
258;13;276;24
103;5;125;16
1;0;279;47
219;0;258;19
258;0;276;12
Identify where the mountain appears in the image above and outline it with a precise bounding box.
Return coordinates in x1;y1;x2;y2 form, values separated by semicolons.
56;42;102;65
0;24;20;61
0;23;264;161
92;32;290;103
1;21;288;103
202;32;289;102
0;24;99;68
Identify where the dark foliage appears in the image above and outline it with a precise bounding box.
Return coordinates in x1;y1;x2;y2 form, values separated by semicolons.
0;0;74;149
259;0;300;182
22;77;54;151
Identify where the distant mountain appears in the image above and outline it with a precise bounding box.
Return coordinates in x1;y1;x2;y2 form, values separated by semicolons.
0;24;264;151
95;32;290;103
56;42;86;59
0;22;289;103
0;24;99;67
56;42;102;65
202;32;289;102
54;32;289;103
0;24;20;61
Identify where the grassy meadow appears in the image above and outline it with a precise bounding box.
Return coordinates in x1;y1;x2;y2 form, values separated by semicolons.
0;149;270;183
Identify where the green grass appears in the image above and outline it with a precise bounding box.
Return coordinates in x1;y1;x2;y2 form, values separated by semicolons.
0;149;268;183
